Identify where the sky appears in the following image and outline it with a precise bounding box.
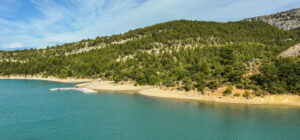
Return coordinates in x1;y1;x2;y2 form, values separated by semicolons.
0;0;299;50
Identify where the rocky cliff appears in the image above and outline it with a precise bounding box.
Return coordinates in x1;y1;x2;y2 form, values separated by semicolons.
245;8;300;30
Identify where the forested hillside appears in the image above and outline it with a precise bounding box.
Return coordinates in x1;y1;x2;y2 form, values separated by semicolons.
292;27;300;36
0;20;299;94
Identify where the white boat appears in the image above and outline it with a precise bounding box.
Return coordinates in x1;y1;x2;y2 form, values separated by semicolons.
50;88;59;91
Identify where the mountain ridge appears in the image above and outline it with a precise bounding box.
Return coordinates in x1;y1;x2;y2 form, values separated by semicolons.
245;8;300;30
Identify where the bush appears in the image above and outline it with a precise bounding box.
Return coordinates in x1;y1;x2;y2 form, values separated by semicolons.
236;84;243;89
234;93;240;97
195;81;206;93
184;83;193;91
183;78;193;91
243;91;251;99
223;86;233;96
162;77;176;87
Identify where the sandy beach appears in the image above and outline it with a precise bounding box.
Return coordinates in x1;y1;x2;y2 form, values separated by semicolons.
1;75;299;106
78;81;300;107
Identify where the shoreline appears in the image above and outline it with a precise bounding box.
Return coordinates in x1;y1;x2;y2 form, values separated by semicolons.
139;88;300;107
1;75;300;107
0;75;91;83
78;81;300;107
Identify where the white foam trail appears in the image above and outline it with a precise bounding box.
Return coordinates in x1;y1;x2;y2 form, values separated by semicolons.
50;87;97;94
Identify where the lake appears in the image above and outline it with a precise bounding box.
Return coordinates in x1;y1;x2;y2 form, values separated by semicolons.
0;80;300;140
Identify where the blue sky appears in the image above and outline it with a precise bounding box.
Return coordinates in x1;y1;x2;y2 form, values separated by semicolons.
0;0;299;50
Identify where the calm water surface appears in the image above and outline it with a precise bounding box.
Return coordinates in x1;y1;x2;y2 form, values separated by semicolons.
0;80;300;140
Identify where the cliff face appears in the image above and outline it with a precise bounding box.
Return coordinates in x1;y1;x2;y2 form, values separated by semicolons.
245;8;300;30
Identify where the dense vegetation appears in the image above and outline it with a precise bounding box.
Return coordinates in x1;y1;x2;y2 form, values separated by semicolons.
0;20;299;95
251;57;299;94
292;27;300;36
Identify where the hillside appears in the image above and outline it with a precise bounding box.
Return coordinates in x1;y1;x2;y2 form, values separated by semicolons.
245;8;300;30
0;20;299;95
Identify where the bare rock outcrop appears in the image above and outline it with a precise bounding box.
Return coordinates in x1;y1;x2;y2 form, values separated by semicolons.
278;43;300;57
245;8;300;30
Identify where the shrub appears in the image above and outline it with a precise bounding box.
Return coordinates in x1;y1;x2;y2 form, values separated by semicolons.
234;93;240;97
183;78;193;91
236;84;243;89
243;91;251;99
223;86;233;96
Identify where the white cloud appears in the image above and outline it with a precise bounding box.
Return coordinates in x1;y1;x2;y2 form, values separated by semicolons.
0;0;299;50
4;42;23;49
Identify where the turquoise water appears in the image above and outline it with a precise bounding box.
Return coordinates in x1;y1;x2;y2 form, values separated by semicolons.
0;80;300;140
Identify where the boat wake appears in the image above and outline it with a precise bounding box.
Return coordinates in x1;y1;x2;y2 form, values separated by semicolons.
50;87;97;94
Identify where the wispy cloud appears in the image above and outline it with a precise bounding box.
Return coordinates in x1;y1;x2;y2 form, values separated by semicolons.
0;0;299;50
4;42;23;49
